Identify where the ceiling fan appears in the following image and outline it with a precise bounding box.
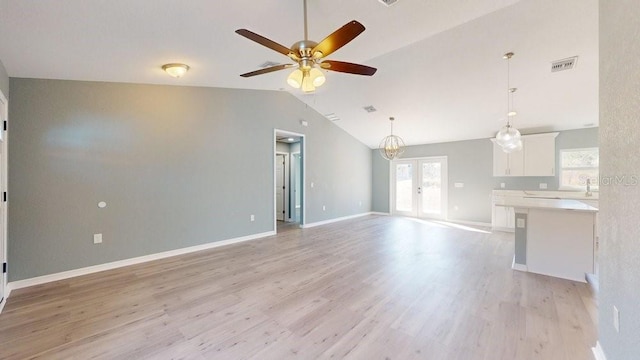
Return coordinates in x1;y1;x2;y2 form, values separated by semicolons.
235;0;377;93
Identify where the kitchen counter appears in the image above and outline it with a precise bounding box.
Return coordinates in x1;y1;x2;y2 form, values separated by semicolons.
497;197;598;212
499;197;597;282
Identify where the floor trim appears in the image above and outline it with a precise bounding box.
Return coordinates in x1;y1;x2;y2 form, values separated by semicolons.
592;341;608;360
301;212;373;228
6;230;276;292
370;212;391;216
447;219;492;228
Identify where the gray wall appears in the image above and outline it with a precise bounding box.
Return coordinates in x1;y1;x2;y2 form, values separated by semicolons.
0;58;8;97
372;128;598;223
599;1;640;358
8;78;372;281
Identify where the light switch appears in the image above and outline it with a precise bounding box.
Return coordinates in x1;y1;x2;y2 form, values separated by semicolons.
539;183;548;189
516;218;526;228
93;233;103;244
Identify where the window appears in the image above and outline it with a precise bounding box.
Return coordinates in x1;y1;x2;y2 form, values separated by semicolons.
559;148;599;190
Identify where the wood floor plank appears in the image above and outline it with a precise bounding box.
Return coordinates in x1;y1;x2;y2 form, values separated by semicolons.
0;215;597;359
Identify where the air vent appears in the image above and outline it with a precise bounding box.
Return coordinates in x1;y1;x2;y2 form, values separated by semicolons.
551;56;578;72
259;61;281;68
325;113;340;121
363;105;377;113
378;0;399;6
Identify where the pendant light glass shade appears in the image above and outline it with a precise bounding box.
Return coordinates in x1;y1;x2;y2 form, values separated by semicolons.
379;117;405;161
495;52;522;153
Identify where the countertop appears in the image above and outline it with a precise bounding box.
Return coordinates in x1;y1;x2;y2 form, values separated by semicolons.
492;190;599;200
496;197;598;212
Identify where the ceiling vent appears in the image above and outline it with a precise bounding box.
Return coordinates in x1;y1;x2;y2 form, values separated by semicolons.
325;113;340;121
363;105;377;113
551;56;578;72
259;61;280;68
378;0;400;6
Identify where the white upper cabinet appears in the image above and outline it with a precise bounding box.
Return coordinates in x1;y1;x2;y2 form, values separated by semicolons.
492;132;558;177
524;133;558;176
492;140;524;176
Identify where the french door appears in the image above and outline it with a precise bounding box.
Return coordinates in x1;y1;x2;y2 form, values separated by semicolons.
392;157;448;220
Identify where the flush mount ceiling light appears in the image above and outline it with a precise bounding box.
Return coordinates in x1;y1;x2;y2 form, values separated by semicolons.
162;63;190;78
495;52;522;153
235;0;377;93
379;117;405;161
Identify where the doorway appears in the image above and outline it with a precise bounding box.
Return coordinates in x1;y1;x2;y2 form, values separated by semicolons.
275;153;288;222
274;129;305;232
392;157;448;220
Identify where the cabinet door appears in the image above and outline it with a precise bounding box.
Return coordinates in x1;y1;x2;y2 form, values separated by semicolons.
506;207;516;229
493;142;509;176
524;135;556;176
493;205;508;228
508;149;525;176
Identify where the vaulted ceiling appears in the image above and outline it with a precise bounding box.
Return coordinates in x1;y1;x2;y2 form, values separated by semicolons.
0;0;598;148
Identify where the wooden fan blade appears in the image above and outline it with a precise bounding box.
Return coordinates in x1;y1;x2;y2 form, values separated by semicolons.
235;29;292;56
312;20;365;58
240;64;295;78
320;60;377;76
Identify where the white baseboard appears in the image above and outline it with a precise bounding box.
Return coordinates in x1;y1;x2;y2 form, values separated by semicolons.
370;212;391;216
586;273;599;293
592;341;608;360
512;256;528;272
493;226;515;233
301;212;373;228
7;230;276;292
446;219;492;227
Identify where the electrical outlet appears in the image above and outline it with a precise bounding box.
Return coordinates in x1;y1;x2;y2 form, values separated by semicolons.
613;306;620;333
500;183;506;189
454;183;464;188
250;214;255;222
539;183;548;189
311;182;314;188
516;218;526;228
93;233;103;244
322;205;326;211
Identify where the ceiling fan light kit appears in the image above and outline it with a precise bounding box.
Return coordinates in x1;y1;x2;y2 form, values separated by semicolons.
495;52;522;153
235;0;376;93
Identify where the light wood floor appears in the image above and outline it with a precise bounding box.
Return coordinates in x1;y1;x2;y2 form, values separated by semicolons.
0;215;597;359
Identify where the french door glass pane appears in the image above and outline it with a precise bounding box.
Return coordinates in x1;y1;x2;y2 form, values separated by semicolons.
395;163;413;212
421;162;441;214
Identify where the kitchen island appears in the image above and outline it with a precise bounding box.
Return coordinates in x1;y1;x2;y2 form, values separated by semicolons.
497;198;598;282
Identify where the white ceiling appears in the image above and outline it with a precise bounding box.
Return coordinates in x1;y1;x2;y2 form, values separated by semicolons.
0;0;598;148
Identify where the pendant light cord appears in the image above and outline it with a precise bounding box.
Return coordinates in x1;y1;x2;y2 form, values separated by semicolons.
506;55;511;127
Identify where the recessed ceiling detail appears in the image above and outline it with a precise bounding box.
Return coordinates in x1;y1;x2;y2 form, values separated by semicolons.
363;105;377;113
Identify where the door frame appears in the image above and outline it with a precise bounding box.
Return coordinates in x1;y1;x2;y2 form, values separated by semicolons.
273;129;305;231
390;156;448;220
0;90;7;309
275;152;290;222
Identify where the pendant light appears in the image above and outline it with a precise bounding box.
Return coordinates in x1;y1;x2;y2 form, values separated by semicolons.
379;117;405;160
495;52;522;153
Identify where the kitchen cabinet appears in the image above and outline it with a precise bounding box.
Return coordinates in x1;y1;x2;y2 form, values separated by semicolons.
523;133;558;176
492;140;524;176
492;132;558;177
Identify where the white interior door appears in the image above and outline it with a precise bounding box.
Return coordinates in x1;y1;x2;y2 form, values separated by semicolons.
392;157;448;220
0;93;6;305
275;154;285;221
